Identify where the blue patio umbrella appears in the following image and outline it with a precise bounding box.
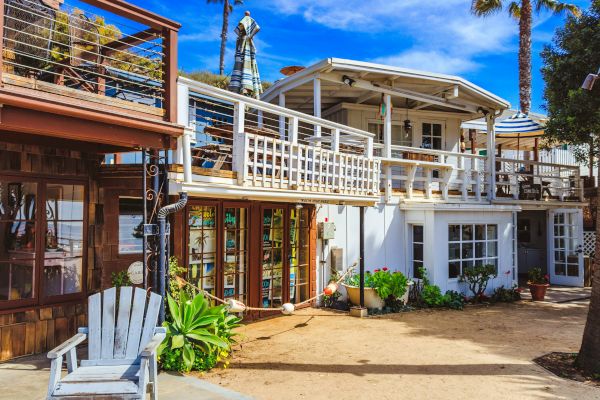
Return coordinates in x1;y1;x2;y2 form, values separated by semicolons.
228;12;262;98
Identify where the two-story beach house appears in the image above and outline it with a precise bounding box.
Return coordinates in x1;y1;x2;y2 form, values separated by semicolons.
166;58;586;317
0;0;182;360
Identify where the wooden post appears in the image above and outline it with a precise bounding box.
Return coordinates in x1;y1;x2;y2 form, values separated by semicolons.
486;112;496;201
314;77;322;140
534;138;539;161
0;0;4;83
469;129;477;155
384;94;393;202
232;101;246;184
278;93;286;139
162;27;178;123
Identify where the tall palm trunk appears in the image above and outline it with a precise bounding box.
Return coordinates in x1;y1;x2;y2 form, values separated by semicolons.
519;0;532;114
219;0;230;76
577;148;600;374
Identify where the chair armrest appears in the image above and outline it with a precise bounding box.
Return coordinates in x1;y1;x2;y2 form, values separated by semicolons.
140;333;166;357
47;333;87;359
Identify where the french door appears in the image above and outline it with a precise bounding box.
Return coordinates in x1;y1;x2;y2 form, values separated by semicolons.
548;209;584;287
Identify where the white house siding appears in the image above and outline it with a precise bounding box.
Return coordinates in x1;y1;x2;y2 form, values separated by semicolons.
316;202;516;300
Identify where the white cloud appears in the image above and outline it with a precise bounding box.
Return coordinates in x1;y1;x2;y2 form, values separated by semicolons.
256;0;523;75
373;50;480;75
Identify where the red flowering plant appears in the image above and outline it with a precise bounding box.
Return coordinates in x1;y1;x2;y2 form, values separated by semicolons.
528;267;549;285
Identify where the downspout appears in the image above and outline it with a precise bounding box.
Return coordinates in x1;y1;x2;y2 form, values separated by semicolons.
359;206;365;308
158;192;188;323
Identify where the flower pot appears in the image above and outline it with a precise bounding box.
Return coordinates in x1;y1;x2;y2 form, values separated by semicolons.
528;283;550;301
342;284;385;310
400;281;414;305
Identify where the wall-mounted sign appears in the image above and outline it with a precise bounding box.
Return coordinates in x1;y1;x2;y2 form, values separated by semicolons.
127;261;144;285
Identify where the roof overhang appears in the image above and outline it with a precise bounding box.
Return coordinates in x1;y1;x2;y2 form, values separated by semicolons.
262;58;510;116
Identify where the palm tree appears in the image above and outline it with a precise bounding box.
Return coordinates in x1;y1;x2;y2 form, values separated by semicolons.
471;0;580;114
207;0;244;76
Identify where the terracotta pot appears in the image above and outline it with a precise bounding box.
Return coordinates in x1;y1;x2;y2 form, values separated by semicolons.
528;283;550;301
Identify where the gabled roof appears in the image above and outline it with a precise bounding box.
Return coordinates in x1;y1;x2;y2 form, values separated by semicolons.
262;58;510;115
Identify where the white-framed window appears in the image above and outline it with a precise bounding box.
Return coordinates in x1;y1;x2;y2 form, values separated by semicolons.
367;121;412;147
448;224;498;279
421;122;443;150
411;225;424;279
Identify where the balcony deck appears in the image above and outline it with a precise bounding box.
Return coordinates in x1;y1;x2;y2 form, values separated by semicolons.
0;0;181;148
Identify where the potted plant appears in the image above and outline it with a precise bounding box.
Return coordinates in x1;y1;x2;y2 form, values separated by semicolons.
527;267;550;301
342;268;413;310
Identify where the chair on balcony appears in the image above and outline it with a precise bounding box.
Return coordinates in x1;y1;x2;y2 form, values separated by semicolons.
3;0;58;78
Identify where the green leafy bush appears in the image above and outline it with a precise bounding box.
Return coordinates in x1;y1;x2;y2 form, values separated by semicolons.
528;267;549;285
158;290;241;372
460;264;497;302
422;284;445;307
443;290;466;310
491;285;522;303
345;268;410;300
111;271;132;288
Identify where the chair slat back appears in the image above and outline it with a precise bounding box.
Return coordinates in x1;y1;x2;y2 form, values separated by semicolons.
87;287;162;361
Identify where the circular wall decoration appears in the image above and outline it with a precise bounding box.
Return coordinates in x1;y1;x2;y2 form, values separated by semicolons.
127;261;144;285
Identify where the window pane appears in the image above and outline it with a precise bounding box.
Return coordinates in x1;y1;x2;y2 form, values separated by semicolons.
449;261;460;279
487;225;497;240
487;241;498;257
0;181;37;220
475;225;485;240
413;225;423;243
462;225;473;241
46;184;84;220
462;243;473;259
432;138;442;150
475;242;485;258
448;243;460;260
223;208;248;303
432;124;442;136
0;221;36;254
119;198;144;254
45;221;84;258
555;263;566;276
43;257;82;297
449;225;461;241
567;264;579;277
0;262;34;301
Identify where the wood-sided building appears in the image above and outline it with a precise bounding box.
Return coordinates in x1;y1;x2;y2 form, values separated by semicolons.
0;0;182;361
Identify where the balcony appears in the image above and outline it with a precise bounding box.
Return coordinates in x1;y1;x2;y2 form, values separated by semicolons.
377;145;488;202
0;0;181;145
172;79;380;204
495;157;584;203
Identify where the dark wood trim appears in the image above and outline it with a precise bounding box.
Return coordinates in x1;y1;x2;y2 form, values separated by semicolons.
0;106;174;150
83;0;182;31
163;28;178;124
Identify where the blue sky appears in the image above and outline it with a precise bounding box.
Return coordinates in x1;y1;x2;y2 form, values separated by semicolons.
135;0;591;113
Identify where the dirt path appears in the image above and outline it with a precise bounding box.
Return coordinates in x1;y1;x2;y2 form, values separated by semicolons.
202;300;598;400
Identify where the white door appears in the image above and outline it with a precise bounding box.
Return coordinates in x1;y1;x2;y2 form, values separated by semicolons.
548;209;584;287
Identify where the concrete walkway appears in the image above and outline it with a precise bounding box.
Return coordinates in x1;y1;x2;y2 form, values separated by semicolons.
0;352;253;400
520;285;592;303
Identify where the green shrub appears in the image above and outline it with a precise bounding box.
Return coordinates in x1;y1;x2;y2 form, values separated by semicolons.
158;290;241;372
422;284;445;307
460;264;497;302
491;285;522;303
345;268;410;300
111;271;132;288
443;290;466;310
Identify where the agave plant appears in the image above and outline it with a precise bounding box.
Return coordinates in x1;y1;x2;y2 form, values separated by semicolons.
158;290;229;370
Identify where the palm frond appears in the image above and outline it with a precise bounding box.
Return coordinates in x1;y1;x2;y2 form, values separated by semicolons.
471;0;504;17
535;0;581;16
508;1;521;19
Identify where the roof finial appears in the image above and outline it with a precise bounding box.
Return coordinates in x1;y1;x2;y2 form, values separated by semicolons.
245;10;251;16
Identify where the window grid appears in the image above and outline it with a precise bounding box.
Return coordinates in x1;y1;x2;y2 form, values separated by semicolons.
262;208;284;308
188;205;218;296
412;225;424;279
553;213;579;277
448;224;498;279
223;207;248;304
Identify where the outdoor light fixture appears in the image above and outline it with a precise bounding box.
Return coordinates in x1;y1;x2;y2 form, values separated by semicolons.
295;203;303;209
342;75;356;87
403;99;412;134
582;68;600;90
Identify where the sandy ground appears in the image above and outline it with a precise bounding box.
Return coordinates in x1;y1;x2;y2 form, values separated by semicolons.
202;300;599;400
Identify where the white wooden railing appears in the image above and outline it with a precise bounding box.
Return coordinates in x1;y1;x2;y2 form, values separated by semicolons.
375;144;488;201
496;158;584;202
242;133;380;195
177;78;380;199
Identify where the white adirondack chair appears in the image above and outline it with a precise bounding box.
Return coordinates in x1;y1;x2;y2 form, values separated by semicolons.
46;287;166;399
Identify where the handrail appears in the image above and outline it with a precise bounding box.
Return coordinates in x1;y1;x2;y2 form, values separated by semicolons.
376;143;486;160
179;77;375;140
496;157;580;171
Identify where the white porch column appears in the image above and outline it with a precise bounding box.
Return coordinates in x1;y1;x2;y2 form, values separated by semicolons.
182;129;194;184
314;77;322;141
486;112;496;201
278;93;286;139
384;94;393;202
175;82;191;165
233;101;247;184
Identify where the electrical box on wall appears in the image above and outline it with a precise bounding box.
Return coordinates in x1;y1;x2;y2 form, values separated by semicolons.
318;222;336;240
